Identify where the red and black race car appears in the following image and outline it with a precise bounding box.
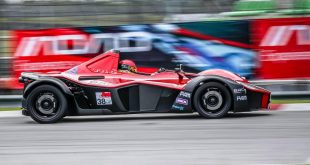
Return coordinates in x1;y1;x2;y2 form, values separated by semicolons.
19;49;271;123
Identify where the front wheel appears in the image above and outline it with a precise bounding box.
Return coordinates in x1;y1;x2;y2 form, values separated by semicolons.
26;85;68;124
193;82;232;119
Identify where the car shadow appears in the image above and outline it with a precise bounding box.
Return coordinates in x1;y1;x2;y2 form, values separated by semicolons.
58;112;271;123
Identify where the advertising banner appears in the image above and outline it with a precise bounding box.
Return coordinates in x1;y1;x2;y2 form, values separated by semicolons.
11;21;255;89
252;17;310;79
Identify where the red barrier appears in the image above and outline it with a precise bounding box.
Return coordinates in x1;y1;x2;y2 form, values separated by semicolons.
10;22;254;89
11;28;95;89
252;17;310;79
9;18;310;90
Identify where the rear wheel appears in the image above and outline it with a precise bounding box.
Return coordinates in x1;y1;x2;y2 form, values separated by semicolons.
27;85;68;124
193;82;232;119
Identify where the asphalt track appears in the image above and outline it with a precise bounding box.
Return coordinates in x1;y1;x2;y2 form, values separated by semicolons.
0;111;310;165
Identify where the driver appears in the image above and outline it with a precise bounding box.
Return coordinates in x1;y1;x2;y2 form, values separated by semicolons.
119;60;137;73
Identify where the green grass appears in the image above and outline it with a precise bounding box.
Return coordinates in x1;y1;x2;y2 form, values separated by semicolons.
0;107;21;111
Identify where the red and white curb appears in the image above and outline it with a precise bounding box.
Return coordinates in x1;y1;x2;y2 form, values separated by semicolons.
0;103;310;118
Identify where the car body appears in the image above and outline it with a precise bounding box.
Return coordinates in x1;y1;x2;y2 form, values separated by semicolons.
19;49;271;123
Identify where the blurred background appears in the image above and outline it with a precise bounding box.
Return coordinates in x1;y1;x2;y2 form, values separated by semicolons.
1;2;310;164
0;0;310;101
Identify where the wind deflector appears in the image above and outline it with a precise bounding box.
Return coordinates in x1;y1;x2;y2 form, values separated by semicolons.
73;50;120;74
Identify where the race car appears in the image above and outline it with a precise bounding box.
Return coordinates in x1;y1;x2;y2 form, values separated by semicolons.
19;49;271;123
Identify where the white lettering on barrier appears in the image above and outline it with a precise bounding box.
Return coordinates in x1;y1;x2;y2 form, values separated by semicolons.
260;25;310;47
15;32;152;56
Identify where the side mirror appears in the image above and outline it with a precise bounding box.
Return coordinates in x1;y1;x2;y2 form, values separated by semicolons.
175;64;183;73
158;67;166;73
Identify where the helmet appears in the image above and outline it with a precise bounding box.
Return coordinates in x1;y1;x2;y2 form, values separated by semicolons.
119;60;137;73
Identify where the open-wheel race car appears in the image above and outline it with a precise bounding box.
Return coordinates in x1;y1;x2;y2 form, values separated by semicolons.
19;49;271;123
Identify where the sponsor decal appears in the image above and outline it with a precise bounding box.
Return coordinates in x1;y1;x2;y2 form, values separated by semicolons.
179;91;191;98
87;80;112;86
95;92;112;105
172;105;184;111
233;88;246;94
236;96;247;101
176;98;188;105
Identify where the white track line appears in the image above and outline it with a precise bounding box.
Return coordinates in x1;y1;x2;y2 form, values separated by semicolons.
305;156;310;164
0;111;23;118
278;103;310;112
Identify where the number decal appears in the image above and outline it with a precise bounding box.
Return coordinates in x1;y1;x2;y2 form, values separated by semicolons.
95;92;112;105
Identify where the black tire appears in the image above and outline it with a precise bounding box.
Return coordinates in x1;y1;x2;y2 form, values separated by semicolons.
193;82;232;119
26;85;68;124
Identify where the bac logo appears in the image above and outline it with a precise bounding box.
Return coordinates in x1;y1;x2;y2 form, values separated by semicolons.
233;88;246;94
